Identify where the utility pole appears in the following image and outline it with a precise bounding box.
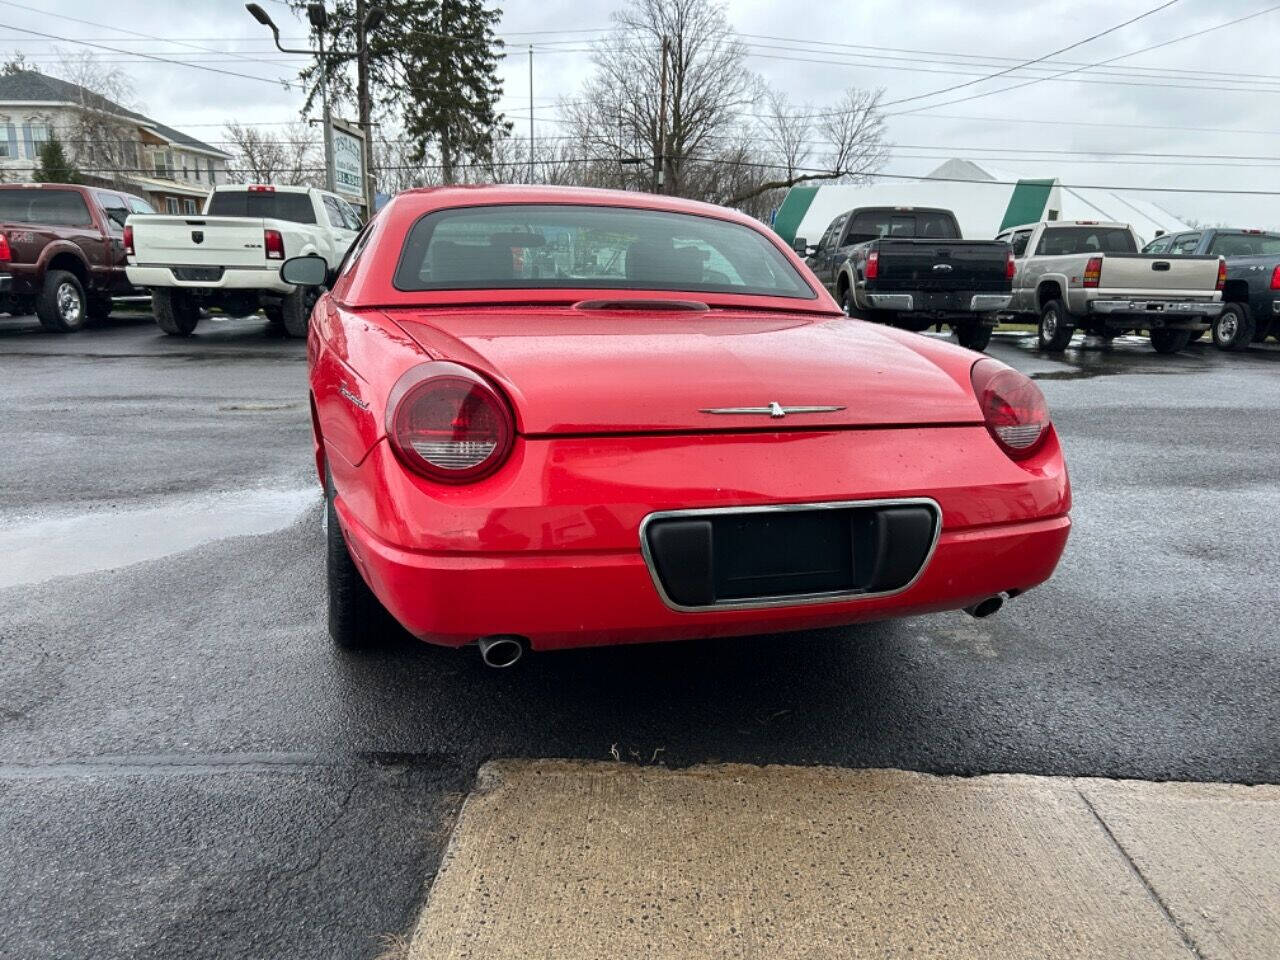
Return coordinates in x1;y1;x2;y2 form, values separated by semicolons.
316;24;335;193
528;45;534;184
356;0;375;214
656;35;668;194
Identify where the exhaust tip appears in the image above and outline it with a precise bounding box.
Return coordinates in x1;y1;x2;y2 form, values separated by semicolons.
964;594;1005;619
477;635;526;669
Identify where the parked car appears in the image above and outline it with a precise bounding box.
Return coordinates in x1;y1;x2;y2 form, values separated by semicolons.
1142;228;1280;351
289;186;1071;663
998;220;1225;353
0;183;153;332
125;184;362;338
797;206;1013;352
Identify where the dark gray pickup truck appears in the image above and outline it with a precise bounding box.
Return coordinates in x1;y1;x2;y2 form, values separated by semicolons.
1143;228;1280;351
797;206;1013;352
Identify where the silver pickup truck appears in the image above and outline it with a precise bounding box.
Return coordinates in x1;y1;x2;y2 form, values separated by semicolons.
997;220;1224;353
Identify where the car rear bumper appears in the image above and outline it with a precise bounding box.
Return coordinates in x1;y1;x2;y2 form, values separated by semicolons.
126;264;292;294
866;292;1012;315
328;426;1071;651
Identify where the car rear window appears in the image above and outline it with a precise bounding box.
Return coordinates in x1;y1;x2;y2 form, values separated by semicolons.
844;210;959;242
0;188;93;227
205;190;316;224
1207;233;1280;257
392;204;816;299
1036;227;1136;256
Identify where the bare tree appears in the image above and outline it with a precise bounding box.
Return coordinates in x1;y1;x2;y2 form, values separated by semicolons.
562;0;760;198
54;51;142;188
727;88;888;206
222;122;323;187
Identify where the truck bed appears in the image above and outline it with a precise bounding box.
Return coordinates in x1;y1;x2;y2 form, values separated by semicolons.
128;215;272;269
872;238;1011;292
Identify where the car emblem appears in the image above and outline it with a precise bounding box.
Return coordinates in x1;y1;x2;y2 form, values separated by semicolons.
192;230;204;244
699;402;845;418
932;263;952;272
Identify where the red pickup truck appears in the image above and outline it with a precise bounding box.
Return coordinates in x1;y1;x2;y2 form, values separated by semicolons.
0;183;154;332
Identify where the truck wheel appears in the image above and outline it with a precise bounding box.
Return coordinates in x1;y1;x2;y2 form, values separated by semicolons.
280;284;322;338
152;288;200;337
36;270;88;333
955;322;993;352
1150;328;1193;354
837;285;855;317
1037;300;1075;352
326;466;386;650
1211;303;1254;352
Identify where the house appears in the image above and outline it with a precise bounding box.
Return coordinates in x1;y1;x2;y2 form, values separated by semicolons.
0;69;231;214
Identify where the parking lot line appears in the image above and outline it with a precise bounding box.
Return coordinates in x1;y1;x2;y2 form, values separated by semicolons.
407;761;1279;960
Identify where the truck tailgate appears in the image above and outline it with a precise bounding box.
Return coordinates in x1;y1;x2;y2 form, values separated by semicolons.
128;215;271;268
875;239;1010;291
1101;254;1219;293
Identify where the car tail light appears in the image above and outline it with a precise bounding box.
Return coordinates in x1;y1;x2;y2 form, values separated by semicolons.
0;232;10;263
865;249;879;280
1217;258;1227;291
1271;265;1280;290
1006;248;1016;279
123;225;134;257
971;358;1049;459
386;362;515;483
264;229;284;260
1083;256;1102;288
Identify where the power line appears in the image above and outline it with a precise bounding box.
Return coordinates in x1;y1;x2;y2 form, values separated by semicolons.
889;1;1280;116
881;0;1183;107
0;23;294;87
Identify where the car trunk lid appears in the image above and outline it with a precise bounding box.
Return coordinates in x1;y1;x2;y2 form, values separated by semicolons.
390;306;981;435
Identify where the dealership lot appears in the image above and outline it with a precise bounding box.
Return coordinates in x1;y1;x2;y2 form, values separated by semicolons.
1;311;1278;958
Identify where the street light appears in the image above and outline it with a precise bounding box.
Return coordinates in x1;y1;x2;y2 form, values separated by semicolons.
244;3;384;195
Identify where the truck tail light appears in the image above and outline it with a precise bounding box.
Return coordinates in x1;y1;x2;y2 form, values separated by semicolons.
971;358;1050;460
249;184;276;193
865;250;879;280
123;225;134;257
264;229;284;260
386;362;515;484
1006;249;1016;279
1271;264;1280;290
0;232;10;263
1217;258;1227;291
1083;256;1102;288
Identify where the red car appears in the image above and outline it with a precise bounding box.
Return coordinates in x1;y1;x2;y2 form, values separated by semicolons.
290;186;1070;667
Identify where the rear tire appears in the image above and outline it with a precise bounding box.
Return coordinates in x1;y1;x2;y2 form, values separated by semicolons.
1037;299;1075;352
1150;328;1193;354
955;321;993;352
152;288;200;336
326;467;386;651
280;284;322;338
35;270;88;333
1211;303;1254;352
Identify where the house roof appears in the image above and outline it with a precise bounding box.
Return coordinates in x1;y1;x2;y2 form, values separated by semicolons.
0;69;230;158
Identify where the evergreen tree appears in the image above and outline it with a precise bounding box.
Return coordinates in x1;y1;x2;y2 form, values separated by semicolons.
32;136;80;184
290;0;508;184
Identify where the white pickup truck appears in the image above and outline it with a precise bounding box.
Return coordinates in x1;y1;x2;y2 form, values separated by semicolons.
997;220;1224;353
125;184;362;337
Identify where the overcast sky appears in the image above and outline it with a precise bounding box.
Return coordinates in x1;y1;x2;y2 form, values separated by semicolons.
9;0;1280;227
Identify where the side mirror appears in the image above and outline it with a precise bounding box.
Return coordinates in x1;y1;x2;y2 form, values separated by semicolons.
280;254;327;286
792;237;808;254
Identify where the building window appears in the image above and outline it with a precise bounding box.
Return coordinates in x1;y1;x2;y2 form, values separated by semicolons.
28;121;51;159
165;197;179;214
184;199;197;214
182;157;189;180
207;158;216;185
194;160;201;182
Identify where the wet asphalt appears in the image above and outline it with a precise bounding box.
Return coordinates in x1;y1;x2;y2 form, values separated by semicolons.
1;311;1277;959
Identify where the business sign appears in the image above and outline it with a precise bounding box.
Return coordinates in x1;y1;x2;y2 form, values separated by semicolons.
330;119;364;201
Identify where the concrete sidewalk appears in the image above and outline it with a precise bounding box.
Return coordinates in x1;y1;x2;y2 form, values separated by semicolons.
407;761;1279;959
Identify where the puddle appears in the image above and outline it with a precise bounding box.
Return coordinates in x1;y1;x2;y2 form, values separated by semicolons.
0;487;319;589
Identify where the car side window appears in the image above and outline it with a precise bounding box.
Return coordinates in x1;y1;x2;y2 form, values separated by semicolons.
336;218;377;279
1010;230;1032;258
1144;235;1172;254
322;196;346;230
817;214;846;253
97;193;130;232
337;198;363;230
1170;233;1201;255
